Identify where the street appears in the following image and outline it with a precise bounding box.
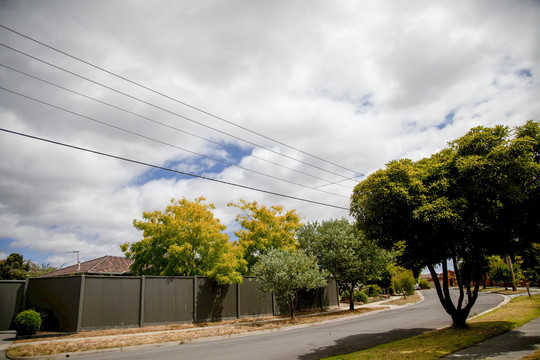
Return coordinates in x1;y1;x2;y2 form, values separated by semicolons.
76;290;504;360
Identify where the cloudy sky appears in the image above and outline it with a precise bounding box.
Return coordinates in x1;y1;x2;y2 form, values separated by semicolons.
0;1;539;267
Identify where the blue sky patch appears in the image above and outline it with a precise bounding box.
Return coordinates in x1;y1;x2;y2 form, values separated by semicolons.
518;69;532;77
436;112;455;130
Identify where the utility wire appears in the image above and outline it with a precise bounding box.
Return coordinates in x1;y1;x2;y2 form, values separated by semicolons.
0;23;362;177
0;85;349;199
0;41;357;184
0;62;352;190
0;127;350;210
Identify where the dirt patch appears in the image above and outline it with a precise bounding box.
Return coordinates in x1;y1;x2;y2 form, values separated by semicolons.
383;292;422;306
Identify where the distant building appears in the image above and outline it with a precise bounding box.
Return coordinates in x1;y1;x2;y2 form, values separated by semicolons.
420;270;457;289
39;255;133;277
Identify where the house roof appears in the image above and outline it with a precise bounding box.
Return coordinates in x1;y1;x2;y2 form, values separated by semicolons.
40;256;133;277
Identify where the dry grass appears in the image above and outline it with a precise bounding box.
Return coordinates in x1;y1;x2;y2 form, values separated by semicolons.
7;306;387;357
383;292;422;306
520;349;540;360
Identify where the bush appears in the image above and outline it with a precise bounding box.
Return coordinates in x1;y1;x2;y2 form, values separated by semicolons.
418;278;431;289
366;284;382;297
355;290;369;303
14;309;42;336
340;289;369;303
392;268;415;297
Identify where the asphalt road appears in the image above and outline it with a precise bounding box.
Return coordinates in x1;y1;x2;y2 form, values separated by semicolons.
77;289;504;360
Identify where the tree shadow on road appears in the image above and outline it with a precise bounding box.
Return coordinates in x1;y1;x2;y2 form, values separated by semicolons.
298;327;431;360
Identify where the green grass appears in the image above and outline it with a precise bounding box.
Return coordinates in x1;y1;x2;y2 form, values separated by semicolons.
324;294;540;360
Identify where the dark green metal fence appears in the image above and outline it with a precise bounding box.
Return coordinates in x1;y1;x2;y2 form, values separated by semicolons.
0;276;339;332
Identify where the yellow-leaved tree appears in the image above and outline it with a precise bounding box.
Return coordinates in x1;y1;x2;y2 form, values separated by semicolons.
121;197;246;285
228;199;302;273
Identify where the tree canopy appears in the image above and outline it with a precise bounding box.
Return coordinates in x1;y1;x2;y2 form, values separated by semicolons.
0;253;29;280
122;197;246;285
298;218;392;310
251;248;327;319
228;199;301;273
350;121;540;328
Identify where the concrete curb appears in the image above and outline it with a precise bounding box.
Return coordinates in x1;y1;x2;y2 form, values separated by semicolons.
6;294;425;359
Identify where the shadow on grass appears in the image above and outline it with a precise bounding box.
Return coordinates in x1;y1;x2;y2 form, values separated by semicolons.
297;327;431;360
444;320;540;359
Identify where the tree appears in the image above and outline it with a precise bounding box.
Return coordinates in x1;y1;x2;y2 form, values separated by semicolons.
27;262;58;277
122;197;246;285
0;253;29;280
391;267;415;298
520;243;540;297
298;218;392;310
228;199;301;273
350;122;540;328
487;256;512;289
251;248;327;319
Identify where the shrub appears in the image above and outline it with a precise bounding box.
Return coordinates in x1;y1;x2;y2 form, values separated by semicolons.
366;284;382;296
418;278;431;289
355;290;369;303
392;268;415;298
340;289;369;303
13;309;42;336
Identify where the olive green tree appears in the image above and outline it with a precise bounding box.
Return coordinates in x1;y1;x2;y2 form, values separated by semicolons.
351;121;540;328
252;248;327;319
298;218;392;310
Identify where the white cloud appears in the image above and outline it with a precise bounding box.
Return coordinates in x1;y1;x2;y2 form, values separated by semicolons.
0;0;538;266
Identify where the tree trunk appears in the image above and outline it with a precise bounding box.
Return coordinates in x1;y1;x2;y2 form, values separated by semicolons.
505;255;517;292
349;284;355;311
451;310;469;329
427;262;480;329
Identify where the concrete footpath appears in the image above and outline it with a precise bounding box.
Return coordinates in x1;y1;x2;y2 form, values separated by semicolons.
0;331;16;360
442;316;540;360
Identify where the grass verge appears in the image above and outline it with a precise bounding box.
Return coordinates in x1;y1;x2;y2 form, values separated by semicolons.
324;294;540;360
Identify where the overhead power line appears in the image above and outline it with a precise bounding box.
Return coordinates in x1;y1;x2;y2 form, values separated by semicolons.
0;24;363;175
0;23;362;178
0;127;350;211
0;41;358;185
0;85;348;199
0;62;352;190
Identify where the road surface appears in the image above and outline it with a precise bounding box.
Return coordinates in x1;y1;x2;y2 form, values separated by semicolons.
77;289;504;360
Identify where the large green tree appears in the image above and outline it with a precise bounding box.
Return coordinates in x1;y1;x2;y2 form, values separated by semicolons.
0;253;29;280
298;218;392;310
228;199;301;273
351;121;539;328
122;197;246;285
252;248;327;319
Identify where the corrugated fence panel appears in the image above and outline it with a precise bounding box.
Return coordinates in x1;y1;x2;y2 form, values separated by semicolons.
80;276;140;329
196;277;237;322
298;288;321;311
324;278;339;307
143;277;193;325
0;275;340;332
240;278;273;317
26;277;81;332
0;280;25;330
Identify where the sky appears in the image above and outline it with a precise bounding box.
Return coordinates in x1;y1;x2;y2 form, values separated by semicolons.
0;1;539;268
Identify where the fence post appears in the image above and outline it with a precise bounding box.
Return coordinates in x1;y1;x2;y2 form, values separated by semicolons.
335;280;339;306
76;274;86;332
193;276;198;324
139;275;145;328
21;276;30;312
236;282;241;319
272;293;276;316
